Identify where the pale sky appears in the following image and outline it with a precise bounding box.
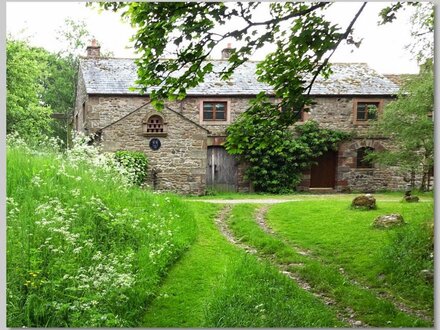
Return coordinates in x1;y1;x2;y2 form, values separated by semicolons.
6;2;423;74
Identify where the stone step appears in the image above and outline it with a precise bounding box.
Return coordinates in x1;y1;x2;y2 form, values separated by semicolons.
308;188;335;194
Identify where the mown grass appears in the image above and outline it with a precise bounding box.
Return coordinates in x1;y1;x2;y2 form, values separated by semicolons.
7;145;196;327
228;204;432;327
205;255;344;328
267;199;434;314
142;203;343;327
141;202;238;327
189;191;433;201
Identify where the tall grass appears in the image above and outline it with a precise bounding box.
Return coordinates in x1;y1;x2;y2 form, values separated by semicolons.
380;220;434;306
7;137;196;327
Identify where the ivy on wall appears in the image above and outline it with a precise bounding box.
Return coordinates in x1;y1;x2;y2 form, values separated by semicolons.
225;100;349;193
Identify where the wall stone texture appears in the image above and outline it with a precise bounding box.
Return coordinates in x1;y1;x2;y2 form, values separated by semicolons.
75;84;416;194
101;103;208;195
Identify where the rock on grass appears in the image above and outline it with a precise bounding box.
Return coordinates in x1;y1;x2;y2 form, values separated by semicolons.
372;213;405;229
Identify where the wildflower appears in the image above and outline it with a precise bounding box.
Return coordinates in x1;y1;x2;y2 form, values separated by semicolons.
73;246;83;254
31;175;43;187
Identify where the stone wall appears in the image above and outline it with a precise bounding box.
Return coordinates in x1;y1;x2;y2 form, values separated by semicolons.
336;139;406;192
305;96;394;136
73;72;88;133
101;104;208;195
74;86;410;194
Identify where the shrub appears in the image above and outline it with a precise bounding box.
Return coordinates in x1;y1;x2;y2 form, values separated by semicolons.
114;151;149;186
225;105;349;193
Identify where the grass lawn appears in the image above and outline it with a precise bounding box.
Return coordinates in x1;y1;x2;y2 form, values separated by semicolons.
141;202;237;327
267;198;434;315
187;191;433;201
228;203;432;327
142;203;343;327
7;145;197;327
8;140;432;327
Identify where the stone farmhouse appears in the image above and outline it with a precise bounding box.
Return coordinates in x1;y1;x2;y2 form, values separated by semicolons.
75;42;408;195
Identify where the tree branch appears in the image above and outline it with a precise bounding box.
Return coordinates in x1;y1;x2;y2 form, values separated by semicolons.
305;2;368;94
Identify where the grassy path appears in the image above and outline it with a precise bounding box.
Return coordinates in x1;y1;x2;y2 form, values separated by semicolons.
141;202;240;326
142;203;343;327
227;203;432;327
256;204;432;323
266;199;434;317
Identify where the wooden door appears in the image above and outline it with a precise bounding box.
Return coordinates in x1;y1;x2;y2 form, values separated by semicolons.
207;146;238;192
310;150;338;188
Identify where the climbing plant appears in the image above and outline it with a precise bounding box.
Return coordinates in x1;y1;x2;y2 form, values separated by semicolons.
225;100;349;193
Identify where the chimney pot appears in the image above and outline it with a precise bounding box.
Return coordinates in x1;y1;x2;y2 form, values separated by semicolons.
221;43;235;60
86;39;101;58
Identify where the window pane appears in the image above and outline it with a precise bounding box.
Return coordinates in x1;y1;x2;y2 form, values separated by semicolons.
203;103;214;111
357;110;366;120
357;147;374;168
215;103;225;111
203;111;213;120
293;109;303;121
367;103;378;120
215;111;225;120
367;111;376;120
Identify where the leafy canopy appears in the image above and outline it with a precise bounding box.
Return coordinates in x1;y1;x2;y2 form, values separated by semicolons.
369;61;433;190
6;38;54;140
96;2;366;113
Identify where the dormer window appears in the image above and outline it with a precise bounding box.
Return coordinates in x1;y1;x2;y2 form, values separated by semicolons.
142;115;167;136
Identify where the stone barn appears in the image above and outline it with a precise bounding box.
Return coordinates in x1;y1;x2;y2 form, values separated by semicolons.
74;42;414;195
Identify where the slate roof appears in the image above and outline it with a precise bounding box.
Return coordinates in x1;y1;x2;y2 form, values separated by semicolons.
383;74;416;87
79;57;399;96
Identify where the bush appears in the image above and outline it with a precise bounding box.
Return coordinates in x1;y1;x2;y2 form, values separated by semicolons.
114;151;149;186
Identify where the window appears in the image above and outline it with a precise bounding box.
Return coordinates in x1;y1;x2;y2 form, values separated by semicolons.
142;114;167;136
146;115;164;133
357;147;374;168
82;102;86;123
353;99;382;123
203;101;227;121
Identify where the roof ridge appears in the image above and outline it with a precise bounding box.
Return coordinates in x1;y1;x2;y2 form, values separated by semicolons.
79;56;373;66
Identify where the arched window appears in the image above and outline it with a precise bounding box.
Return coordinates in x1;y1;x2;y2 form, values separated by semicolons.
142;115;167;136
146;115;164;133
357;147;374;168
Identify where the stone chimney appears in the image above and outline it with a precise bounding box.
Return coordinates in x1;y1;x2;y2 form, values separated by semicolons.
221;43;235;60
86;39;101;57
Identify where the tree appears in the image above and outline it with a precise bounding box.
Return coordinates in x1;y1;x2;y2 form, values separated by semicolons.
96;2;367;113
44;18;94;145
369;61;433;191
6;38;53;139
371;2;434;191
379;2;433;64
